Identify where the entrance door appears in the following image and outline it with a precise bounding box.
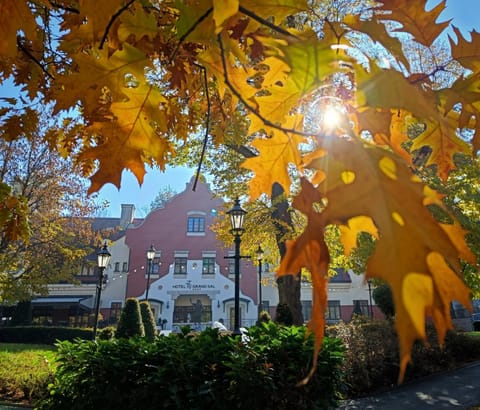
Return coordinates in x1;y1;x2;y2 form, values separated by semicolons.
172;295;212;330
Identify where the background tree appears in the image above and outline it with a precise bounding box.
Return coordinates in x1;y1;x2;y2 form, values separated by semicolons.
149;186;177;212
0;108;100;302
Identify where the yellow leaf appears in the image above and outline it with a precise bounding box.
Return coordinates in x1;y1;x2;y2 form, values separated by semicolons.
411;111;472;181
241;0;308;22
213;0;239;33
242;116;305;200
356;66;437;119
338;216;378;256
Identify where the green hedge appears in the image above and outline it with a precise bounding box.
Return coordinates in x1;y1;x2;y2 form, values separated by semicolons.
0;326;93;344
38;323;345;410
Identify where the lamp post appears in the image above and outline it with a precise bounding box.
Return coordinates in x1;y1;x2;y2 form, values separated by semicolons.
226;198;247;336
256;245;264;319
93;242;111;339
367;279;373;318
145;244;156;301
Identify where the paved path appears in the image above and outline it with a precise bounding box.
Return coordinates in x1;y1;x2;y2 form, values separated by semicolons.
338;361;480;409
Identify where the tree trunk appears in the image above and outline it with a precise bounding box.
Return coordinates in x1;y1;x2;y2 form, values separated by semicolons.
271;182;303;325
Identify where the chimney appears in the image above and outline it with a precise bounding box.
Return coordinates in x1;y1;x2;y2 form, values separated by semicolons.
120;204;135;228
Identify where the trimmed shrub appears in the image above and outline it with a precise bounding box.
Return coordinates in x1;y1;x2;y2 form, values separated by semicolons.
259;310;272;323
115;298;144;339
97;326;115;341
372;283;395;318
139;302;157;342
38;323;345;410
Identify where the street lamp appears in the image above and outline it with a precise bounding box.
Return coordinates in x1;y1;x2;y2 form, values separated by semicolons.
145;244;156;301
226;198;247;336
367;279;373;318
256;245;264;319
93;242;111;339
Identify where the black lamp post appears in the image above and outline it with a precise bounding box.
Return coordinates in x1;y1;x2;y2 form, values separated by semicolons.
256;245;264;318
226;198;247;336
145;244;156;301
93;242;111;339
367;279;373;318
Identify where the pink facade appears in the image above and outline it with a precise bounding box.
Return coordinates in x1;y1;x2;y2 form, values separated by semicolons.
125;178;259;330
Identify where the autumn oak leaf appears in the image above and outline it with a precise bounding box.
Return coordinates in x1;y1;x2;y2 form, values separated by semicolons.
281;137;474;382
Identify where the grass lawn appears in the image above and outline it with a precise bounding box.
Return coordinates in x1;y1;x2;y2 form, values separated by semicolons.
0;343;57;407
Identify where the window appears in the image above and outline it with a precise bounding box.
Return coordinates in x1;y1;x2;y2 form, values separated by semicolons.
301;300;312;321
260;300;270;312
202;257;215;274
187;217;205;233
79;264;94;276
151;257;161;274
225;251;235;276
352;300;369;316
228;259;235;276
326;300;341;322
110;302;122;324
114;262;120;272
174;257;187;274
122;262;128;272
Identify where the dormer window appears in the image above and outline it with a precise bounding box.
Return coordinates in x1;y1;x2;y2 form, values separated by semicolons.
187;216;205;232
187;211;207;236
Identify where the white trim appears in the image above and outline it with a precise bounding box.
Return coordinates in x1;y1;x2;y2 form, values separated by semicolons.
186;232;205;237
187;211;206;216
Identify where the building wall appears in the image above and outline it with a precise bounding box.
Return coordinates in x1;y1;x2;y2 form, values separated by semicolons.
261;269;382;322
99;235;130;322
125;178;258;329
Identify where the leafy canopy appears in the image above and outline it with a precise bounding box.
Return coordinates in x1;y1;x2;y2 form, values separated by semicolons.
1;0;479;381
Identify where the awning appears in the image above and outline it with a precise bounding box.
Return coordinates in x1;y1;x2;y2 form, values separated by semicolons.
31;296;94;309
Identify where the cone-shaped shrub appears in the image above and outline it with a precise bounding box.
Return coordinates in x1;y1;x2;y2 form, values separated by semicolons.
116;298;145;339
140;301;157;342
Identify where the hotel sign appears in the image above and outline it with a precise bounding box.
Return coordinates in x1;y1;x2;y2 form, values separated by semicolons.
172;280;216;290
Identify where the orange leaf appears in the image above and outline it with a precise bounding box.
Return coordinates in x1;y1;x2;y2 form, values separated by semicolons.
295;136;474;382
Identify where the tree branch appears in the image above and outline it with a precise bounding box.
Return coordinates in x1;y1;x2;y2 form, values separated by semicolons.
99;0;137;50
193;64;211;191
238;6;298;39
17;40;54;80
170;7;213;62
217;34;312;139
48;1;79;14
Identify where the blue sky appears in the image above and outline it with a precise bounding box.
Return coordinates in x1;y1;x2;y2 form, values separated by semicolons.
427;0;480;39
96;165;196;217
102;0;480;217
